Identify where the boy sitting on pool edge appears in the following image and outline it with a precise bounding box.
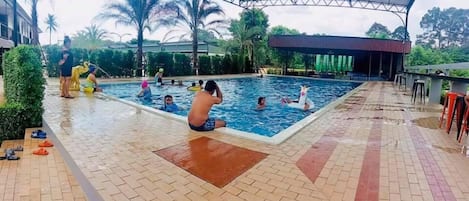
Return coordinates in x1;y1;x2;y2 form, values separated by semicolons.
187;80;226;131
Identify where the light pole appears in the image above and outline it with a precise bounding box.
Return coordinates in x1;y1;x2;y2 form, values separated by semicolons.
12;0;18;46
390;11;409;75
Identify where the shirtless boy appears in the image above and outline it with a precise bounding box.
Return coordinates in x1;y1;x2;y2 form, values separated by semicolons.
187;80;226;131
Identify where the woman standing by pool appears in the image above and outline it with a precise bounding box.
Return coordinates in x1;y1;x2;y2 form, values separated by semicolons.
59;36;74;98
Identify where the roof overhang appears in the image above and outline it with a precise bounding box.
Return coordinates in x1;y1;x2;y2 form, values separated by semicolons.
269;35;411;54
223;0;415;14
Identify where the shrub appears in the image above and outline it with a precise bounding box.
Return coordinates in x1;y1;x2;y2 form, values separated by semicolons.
2;45;45;127
0;103;27;142
156;52;174;76
199;55;212;75
174;53;191;76
146;52;158;77
212;55;223;75
44;45;62;77
222;55;232;74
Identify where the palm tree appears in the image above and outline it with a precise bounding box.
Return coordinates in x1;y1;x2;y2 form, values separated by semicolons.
229;19;262;72
44;13;58;45
169;0;226;75
71;25;108;49
96;0;177;77
25;0;54;45
84;24;109;49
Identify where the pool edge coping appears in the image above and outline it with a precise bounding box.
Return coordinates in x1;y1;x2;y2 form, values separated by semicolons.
97;75;366;145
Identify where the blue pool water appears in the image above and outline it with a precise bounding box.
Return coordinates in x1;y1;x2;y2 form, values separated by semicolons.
100;77;361;137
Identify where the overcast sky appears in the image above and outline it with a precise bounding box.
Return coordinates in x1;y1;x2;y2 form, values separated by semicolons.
18;0;469;45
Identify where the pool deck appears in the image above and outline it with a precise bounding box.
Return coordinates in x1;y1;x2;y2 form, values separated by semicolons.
2;75;469;201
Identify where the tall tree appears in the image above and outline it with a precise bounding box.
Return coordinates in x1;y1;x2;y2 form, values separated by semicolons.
228;19;262;72
417;7;447;48
239;9;269;71
96;0;176;76
366;22;391;39
44;13;58;45
269;25;300;74
391;26;410;41
167;0;226;75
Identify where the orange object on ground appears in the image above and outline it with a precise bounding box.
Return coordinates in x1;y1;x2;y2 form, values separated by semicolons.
38;140;54;147
439;92;465;133
33;148;49;155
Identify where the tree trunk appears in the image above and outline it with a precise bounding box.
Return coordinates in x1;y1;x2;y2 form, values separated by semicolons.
31;0;39;45
49;29;51;45
137;28;143;77
192;28;199;75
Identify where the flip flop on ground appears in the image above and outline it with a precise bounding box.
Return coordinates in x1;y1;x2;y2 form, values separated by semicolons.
33;148;48;155
31;130;47;139
5;148;20;160
38;140;54;147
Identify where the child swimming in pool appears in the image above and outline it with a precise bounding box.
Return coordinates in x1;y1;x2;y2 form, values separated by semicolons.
137;80;152;100
257;97;266;110
159;95;179;112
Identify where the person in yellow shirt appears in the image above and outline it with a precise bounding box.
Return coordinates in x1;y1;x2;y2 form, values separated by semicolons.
83;65;103;93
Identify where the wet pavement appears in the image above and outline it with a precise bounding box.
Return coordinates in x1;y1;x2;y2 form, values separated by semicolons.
5;75;469;201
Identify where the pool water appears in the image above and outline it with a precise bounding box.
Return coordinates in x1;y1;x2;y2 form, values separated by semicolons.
101;77;361;137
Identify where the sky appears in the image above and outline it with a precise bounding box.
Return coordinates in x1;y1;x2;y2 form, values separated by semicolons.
18;0;469;45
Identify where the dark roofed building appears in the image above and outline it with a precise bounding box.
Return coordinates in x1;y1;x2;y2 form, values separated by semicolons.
268;35;411;81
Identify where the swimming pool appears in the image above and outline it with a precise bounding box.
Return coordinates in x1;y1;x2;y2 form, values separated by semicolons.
100;76;361;137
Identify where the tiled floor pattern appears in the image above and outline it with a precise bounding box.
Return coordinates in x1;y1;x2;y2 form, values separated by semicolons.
154;136;268;188
355;82;384;201
22;77;469;201
0;128;86;201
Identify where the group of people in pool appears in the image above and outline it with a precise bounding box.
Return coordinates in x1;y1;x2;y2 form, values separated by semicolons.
136;79;206;113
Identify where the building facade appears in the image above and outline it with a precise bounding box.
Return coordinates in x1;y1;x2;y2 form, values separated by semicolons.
0;0;34;48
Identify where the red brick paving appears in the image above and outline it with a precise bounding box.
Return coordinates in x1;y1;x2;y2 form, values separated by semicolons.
355;83;385;201
154;136;268;188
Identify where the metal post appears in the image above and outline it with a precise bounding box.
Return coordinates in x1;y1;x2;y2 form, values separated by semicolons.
12;0;18;46
368;53;372;80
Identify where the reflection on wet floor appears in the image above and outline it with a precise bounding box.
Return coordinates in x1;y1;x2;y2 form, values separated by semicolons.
342;116;406;125
412;117;441;129
335;101;441;113
154;137;267;188
429;144;462;154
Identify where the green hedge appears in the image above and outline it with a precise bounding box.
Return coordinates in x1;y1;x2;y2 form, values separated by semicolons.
44;45;247;77
3;45;45;127
0;103;27;142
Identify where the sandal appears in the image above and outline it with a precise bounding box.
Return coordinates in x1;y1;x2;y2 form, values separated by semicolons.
31;130;47;139
38;140;54;147
64;96;74;99
5;149;20;160
33;148;48;155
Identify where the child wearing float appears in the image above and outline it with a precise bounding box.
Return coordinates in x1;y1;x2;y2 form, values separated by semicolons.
83;65;103;93
159;95;179;112
137;80;152;100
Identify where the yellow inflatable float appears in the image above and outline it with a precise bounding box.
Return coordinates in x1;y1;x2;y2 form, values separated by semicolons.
60;61;91;91
187;86;202;91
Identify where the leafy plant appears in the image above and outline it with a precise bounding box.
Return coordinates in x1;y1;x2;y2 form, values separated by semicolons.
2;45;45;127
